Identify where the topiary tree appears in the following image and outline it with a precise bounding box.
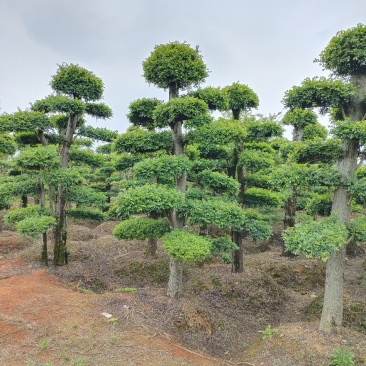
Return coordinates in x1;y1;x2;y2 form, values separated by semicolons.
141;42;209;297
283;23;366;334
31;63;112;266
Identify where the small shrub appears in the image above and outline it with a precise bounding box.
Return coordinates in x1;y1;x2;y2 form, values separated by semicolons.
258;324;278;340
329;347;354;366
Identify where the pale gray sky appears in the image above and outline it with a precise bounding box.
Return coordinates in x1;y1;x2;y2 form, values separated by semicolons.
1;0;366;134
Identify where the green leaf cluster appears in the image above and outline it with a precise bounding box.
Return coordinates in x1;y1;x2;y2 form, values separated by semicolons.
4;205;48;224
113;218;170;240
195;170;239;197
302;123;328;141
0;135;17;155
66;186;107;207
238;149;275;172
143;42;208;90
127;98;163;130
283;215;348;261
283;77;355;112
113;184;185;217
153;97;208;128
318;23;366;76
51;63;104;101
331;119;366;144
16;215;56;237
282;109;317;128
187;198;245;230
84;103;113;119
244;187;282;207
15;146;59;170
32;95;85;115
187;87;229;111
114;128;173;154
161;230;211;263
42;168;83;187
222;82;259;115
134;155;191;185
78;126;117;142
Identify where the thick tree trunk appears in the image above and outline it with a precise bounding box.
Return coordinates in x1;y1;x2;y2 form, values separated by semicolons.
292;126;303;141
320;140;358;333
320;73;366;334
53;115;78;266
167;258;183;298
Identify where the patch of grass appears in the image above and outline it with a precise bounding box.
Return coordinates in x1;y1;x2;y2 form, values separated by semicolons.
108;317;118;325
39;339;49;351
114;287;137;294
77;287;95;295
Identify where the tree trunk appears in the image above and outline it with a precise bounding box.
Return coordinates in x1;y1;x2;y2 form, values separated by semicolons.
167;258;183;298
319;73;366;334
282;191;297;257
231;230;243;272
21;195;28;208
292;126;303;141
232;109;240;120
39;178;48;266
320;140;358;334
53;115;78;266
167;84;186;298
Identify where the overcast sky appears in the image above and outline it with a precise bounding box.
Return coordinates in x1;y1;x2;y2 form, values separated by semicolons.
1;0;366;135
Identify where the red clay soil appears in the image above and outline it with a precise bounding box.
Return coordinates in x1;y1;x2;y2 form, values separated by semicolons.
0;259;224;366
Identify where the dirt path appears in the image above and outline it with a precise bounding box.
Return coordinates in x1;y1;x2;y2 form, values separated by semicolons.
0;259;225;366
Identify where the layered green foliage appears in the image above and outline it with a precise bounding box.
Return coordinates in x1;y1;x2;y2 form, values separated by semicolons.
283;215;348;261
302;123;328;141
134;155;191;185
0;135;17;155
113;184;185;217
223;82;259;115
153;97;209;128
244;187;282;207
187;198;245;230
51;63;104;101
113;218;170;240
127;98;163;130
282;108;317;128
41;168;83;187
161;230;211;263
317;23;366;76
114;128;172;154
78;126;117;142
4;205;47;224
238;149;275;172
195;170;239;197
16;216;56;237
332;119;366;145
15;146;58;170
188;86;228;111
283;77;355;112
143;41;208;90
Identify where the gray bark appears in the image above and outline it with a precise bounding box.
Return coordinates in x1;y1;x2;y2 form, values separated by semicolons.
167;258;183;298
167;83;185;298
319;73;366;333
53;115;78;266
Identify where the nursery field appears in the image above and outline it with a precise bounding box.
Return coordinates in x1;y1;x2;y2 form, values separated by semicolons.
0;217;366;366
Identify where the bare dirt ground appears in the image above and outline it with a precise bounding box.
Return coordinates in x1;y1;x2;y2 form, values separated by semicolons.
0;218;366;366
